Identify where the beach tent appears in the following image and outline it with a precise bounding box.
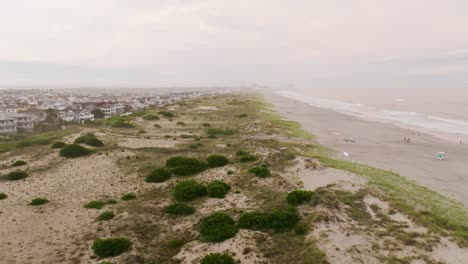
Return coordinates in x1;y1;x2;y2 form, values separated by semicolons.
437;152;446;160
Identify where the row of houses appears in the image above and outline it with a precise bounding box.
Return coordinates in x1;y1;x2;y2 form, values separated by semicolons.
0;112;36;134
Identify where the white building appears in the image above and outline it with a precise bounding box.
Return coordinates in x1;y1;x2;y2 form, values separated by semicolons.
0;112;35;134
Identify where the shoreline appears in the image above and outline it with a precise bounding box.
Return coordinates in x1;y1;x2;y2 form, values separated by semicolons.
266;92;468;208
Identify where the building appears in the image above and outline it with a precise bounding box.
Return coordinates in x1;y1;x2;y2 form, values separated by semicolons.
0;113;17;134
0;112;35;134
18;109;47;123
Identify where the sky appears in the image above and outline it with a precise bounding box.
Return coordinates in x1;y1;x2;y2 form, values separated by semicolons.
1;0;468;89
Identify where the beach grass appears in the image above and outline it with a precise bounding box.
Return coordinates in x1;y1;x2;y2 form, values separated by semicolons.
0;129;75;153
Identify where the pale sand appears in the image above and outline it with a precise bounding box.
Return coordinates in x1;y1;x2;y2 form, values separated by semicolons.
267;93;468;207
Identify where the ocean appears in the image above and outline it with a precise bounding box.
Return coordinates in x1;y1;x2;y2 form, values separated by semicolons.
275;88;468;142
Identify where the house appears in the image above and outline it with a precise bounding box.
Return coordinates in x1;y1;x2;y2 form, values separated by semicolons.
0;112;35;134
59;110;94;123
0;113;17;134
18;109;47;123
77;110;94;123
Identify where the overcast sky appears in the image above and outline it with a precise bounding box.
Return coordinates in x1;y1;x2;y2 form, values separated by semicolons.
1;0;467;89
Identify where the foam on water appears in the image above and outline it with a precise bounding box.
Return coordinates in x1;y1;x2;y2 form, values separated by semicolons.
276;90;468;137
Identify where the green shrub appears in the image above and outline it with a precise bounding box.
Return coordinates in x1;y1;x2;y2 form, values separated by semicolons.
153;123;161;128
176;121;186;126
248;167;271;177
287;190;316;206
111;120;134;128
158;111;175;118
207;180;231;198
59;144;92;158
202;123;211;127
84;200;106;209
236;151;257;162
167;239;184;248
11;160;27;167
227;170;234;175
237;114;248;118
206;128;236;136
267;207;300;232
206;155;229;168
138;129;146;134
97;211;115;221
29;198;49;206
0;193;8;200
200;253;235;264
164;203;195;216
166;156;207;176
5;170;28;181
145;167;171;183
235;151;248;156
199;212;238;242
237;212;269;230
92;237;132;258
173;180;207;201
51;141;66;149
121;193;137;201
294;224;308;235
74;133;104;147
143;115;160;120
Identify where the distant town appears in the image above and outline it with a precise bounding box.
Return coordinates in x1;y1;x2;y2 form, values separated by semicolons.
0;88;233;135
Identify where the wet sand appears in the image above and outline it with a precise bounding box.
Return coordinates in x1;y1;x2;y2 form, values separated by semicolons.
267;93;468;208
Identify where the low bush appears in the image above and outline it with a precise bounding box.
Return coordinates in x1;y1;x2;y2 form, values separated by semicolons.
237;114;248;118
173;180;207;201
199;212;238;242
236;151;257;163
248;167;271;177
158;111;175;118
153;123;161;128
164;203;195;216
294;224;308;235
267;207;300;232
138;129;146;134
84;200;107;209
29;198;49;206
145;167;171;183
51;141;66;149
143;115;160;120
200;253;235;264
176;121;186;126
121;193;137;201
206;128;236;136
207;180;231;198
0;193;8;200
5;170;29;181
206;155;229;168
166;156;207;176
60;144;93;158
74;133;104;147
287;190;316;206
111;120;134;128
11;160;27;167
167;239;184;248
92;237;132;258
97;211;115;221
202;123;211;127
237;212;269;230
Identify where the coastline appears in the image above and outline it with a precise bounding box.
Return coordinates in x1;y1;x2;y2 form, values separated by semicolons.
265;92;468;208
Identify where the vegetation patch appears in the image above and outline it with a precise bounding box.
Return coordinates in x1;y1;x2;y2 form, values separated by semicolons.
153;123;161;128
200;253;236;264
164;203;196;216
158;111;175;118
97;211;115;221
287;190;317;206
84;200;107;209
248;166;271;177
74;133;104;147
121;193;137;201
143;115;160;120
145;167;171;183
0;193;8;200
4;170;29;181
236;151;258;163
111;120;135;128
238;207;300;232
51;141;66;149
11;160;27;167
207;180;231;198
29;198;49;206
206;128;237;136
166;156;207;176
206;154;229;168
173;180;207;202
176;121;186;126
92;237;132;258
199;212;238;242
237;212;270;230
59;144;93;158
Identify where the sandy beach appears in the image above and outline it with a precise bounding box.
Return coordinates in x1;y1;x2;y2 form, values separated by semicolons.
267;93;468;208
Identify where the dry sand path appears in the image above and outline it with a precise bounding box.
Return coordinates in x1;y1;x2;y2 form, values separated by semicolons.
267;93;468;208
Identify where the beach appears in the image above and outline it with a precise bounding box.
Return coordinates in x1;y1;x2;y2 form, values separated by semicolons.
267;92;468;208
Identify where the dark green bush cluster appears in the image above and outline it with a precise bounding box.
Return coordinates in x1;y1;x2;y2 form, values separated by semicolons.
0;193;8;200
237;114;248;118
173;180;207;201
199;212;238;242
84;200;116;209
11;160;27;167
167;239;184;248
111;120;134;128
153;123;161;128
236;151;257;163
4;170;28;181
121;193;137;201
202;122;211;127
29;198;49;206
207;180;231;198
158;111;175;118
92;237;132;258
237;207;300;232
51;141;66;149
145;167;171;183
207;128;236;136
60;144;93;158
248;166;271;177
74;133;104;147
287;190;317;206
164;202;195;216
166;156;207;176
97;211;115;221
200;253;235;264
176;121;186;126
143;115;160;120
206;155;229;168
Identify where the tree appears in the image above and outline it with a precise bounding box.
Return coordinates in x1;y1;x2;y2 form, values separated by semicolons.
91;109;105;119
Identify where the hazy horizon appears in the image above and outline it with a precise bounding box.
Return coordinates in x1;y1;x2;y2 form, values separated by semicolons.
1;1;468;89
